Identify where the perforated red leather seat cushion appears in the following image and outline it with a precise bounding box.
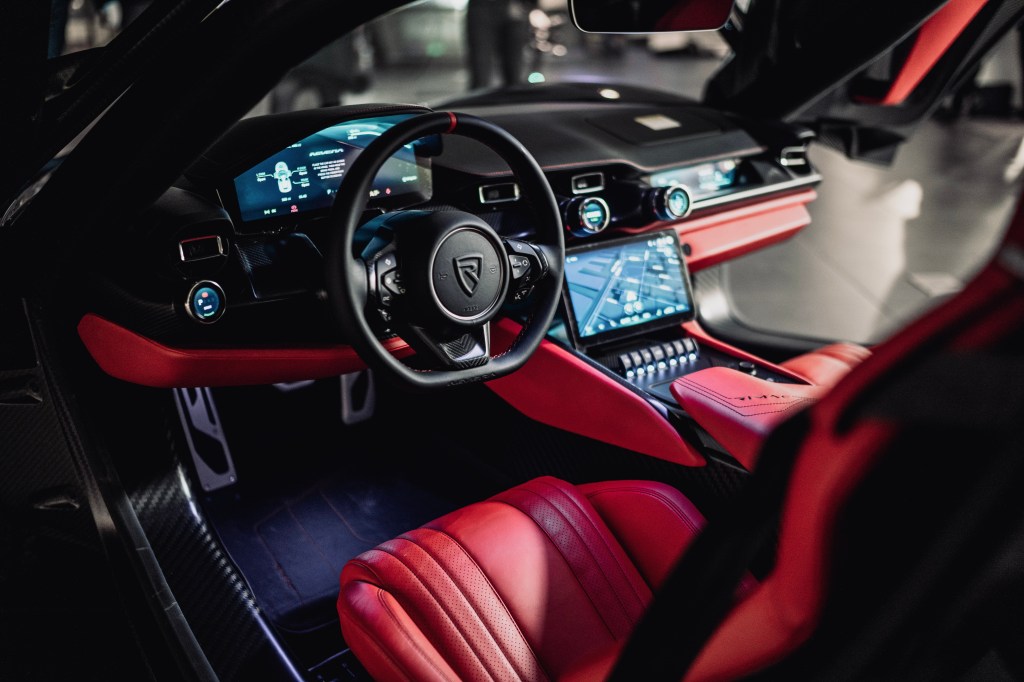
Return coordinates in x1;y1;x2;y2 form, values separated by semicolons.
337;477;724;681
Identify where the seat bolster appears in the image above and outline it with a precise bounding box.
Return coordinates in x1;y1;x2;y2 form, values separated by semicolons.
578;480;707;590
337;577;460;682
781;342;872;387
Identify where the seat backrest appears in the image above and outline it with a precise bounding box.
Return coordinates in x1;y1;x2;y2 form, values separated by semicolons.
680;203;1024;680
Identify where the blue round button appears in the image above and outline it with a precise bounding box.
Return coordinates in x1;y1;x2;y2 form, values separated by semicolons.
187;282;225;323
579;197;610;233
667;187;691;218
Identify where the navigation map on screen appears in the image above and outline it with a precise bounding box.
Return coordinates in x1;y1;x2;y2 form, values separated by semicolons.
565;231;693;341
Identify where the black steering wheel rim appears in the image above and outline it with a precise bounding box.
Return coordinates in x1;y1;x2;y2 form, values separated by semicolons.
325;111;565;390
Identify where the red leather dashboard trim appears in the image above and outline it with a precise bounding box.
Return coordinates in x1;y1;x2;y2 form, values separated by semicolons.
671;367;826;470
858;0;988;106
617;189;816;272
77;313;413;388
487;319;705;467
682;319;811;384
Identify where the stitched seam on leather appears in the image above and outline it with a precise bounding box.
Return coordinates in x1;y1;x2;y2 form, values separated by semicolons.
586;486;703;537
389;538;502;681
427;528;552;682
413;530;536;682
677;378;815;416
535;479;648;612
377;543;498;682
341;599;416;682
492;498;618;639
678;377;809;406
678;377;790;408
502;485;639;634
375;587;457;682
515;486;637;625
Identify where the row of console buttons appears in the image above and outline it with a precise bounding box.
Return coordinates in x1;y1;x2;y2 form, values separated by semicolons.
619;338;699;378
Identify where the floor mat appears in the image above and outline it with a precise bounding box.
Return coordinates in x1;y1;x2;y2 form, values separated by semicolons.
208;471;459;634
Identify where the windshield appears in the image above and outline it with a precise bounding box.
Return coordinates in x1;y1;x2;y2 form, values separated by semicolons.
48;0;151;58
252;0;729;114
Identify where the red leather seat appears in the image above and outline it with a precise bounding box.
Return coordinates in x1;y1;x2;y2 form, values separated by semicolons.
339;205;1024;680
338;477;748;681
779;341;872;387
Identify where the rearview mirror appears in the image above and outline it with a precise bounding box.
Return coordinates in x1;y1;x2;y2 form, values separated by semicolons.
569;0;734;33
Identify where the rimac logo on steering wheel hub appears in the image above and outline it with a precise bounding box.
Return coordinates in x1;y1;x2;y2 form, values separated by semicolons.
454;254;483;296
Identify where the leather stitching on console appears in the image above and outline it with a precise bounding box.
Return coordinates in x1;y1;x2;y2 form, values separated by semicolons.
677;377;816;417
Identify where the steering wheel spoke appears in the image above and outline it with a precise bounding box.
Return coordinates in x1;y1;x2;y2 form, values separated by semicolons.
401;322;491;370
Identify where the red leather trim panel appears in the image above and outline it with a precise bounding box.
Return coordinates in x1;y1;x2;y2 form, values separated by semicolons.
487;319;705;467
671;367;826;470
77;313;412;388
682;320;811;384
678;198;813;272
860;0;988;106
780;342;872;387
617;190;816;272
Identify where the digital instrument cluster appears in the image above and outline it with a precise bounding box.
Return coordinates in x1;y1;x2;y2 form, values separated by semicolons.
227;114;432;225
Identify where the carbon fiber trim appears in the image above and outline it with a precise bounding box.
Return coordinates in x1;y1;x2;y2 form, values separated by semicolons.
128;437;303;682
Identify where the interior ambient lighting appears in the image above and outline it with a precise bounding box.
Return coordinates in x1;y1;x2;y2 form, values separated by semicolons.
599;88;621;99
528;72;546;84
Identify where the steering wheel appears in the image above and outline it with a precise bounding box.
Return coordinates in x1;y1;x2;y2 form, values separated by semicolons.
325;112;565;389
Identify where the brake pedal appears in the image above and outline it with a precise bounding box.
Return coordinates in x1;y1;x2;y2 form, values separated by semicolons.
173;387;237;492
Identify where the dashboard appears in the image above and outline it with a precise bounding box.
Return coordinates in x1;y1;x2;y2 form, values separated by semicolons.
95;88;820;359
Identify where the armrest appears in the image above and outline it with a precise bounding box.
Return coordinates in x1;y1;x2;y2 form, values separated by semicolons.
671;367;826;470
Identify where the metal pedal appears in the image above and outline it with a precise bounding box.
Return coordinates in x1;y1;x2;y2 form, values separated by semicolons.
173;387;237;492
273;380;316;393
340;370;375;425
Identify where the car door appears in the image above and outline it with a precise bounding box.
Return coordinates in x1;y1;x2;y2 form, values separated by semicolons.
708;0;1024;163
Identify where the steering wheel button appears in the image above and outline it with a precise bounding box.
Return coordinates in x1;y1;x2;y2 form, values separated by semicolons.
512;286;534;303
382;273;405;296
509;254;531;280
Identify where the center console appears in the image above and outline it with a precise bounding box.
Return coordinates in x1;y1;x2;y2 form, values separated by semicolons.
560;230;803;406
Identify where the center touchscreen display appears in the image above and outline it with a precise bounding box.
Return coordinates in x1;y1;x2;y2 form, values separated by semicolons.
563;230;695;346
231;114;430;223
